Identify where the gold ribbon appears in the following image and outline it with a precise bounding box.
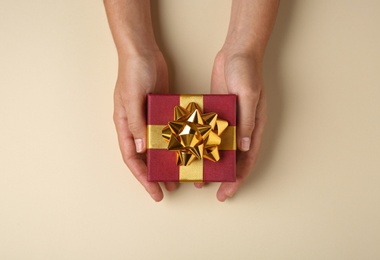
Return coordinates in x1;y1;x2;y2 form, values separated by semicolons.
162;101;229;166
147;125;236;150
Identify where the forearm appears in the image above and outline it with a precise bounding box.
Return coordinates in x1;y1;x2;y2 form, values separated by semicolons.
223;0;279;61
104;0;158;56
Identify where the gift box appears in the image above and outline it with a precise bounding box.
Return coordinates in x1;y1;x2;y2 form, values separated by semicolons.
147;94;236;182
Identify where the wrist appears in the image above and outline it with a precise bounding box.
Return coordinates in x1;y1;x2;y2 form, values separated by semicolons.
221;31;266;63
115;25;160;57
218;43;264;65
117;41;161;58
117;48;165;68
213;49;263;85
222;0;279;62
105;0;159;58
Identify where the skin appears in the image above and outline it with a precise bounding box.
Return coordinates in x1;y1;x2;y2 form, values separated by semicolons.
104;0;279;202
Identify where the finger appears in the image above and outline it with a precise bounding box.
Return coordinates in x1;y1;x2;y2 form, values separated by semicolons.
123;93;147;154
114;106;163;202
194;182;205;189
217;93;267;202
217;178;244;202
164;182;178;192
236;88;260;152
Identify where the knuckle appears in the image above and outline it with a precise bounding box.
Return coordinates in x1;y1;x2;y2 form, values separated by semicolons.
122;153;139;168
113;111;120;123
113;110;125;125
246;152;257;163
121;154;131;166
240;121;256;132
127;120;142;133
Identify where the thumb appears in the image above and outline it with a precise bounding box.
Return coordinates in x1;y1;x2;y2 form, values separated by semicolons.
237;90;260;152
125;95;147;153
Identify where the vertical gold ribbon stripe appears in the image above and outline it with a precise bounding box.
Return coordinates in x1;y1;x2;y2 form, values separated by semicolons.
179;95;204;182
180;95;203;111
179;159;203;182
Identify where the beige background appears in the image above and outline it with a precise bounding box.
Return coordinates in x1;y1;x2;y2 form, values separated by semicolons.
1;0;379;259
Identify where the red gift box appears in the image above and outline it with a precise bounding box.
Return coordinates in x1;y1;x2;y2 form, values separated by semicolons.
147;94;236;182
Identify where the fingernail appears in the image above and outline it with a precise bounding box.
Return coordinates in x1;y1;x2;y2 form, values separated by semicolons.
165;182;178;192
151;191;163;202
241;137;251;151
225;190;235;198
134;139;143;153
217;193;227;202
152;194;163;202
194;183;204;189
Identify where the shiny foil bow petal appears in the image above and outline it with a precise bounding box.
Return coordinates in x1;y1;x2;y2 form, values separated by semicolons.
162;102;228;166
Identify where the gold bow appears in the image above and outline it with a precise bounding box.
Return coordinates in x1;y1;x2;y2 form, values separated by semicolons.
161;102;228;166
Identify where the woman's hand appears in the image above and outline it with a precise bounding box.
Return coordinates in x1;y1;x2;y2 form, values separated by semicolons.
207;50;267;201
113;51;177;201
104;0;179;201
194;0;278;201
